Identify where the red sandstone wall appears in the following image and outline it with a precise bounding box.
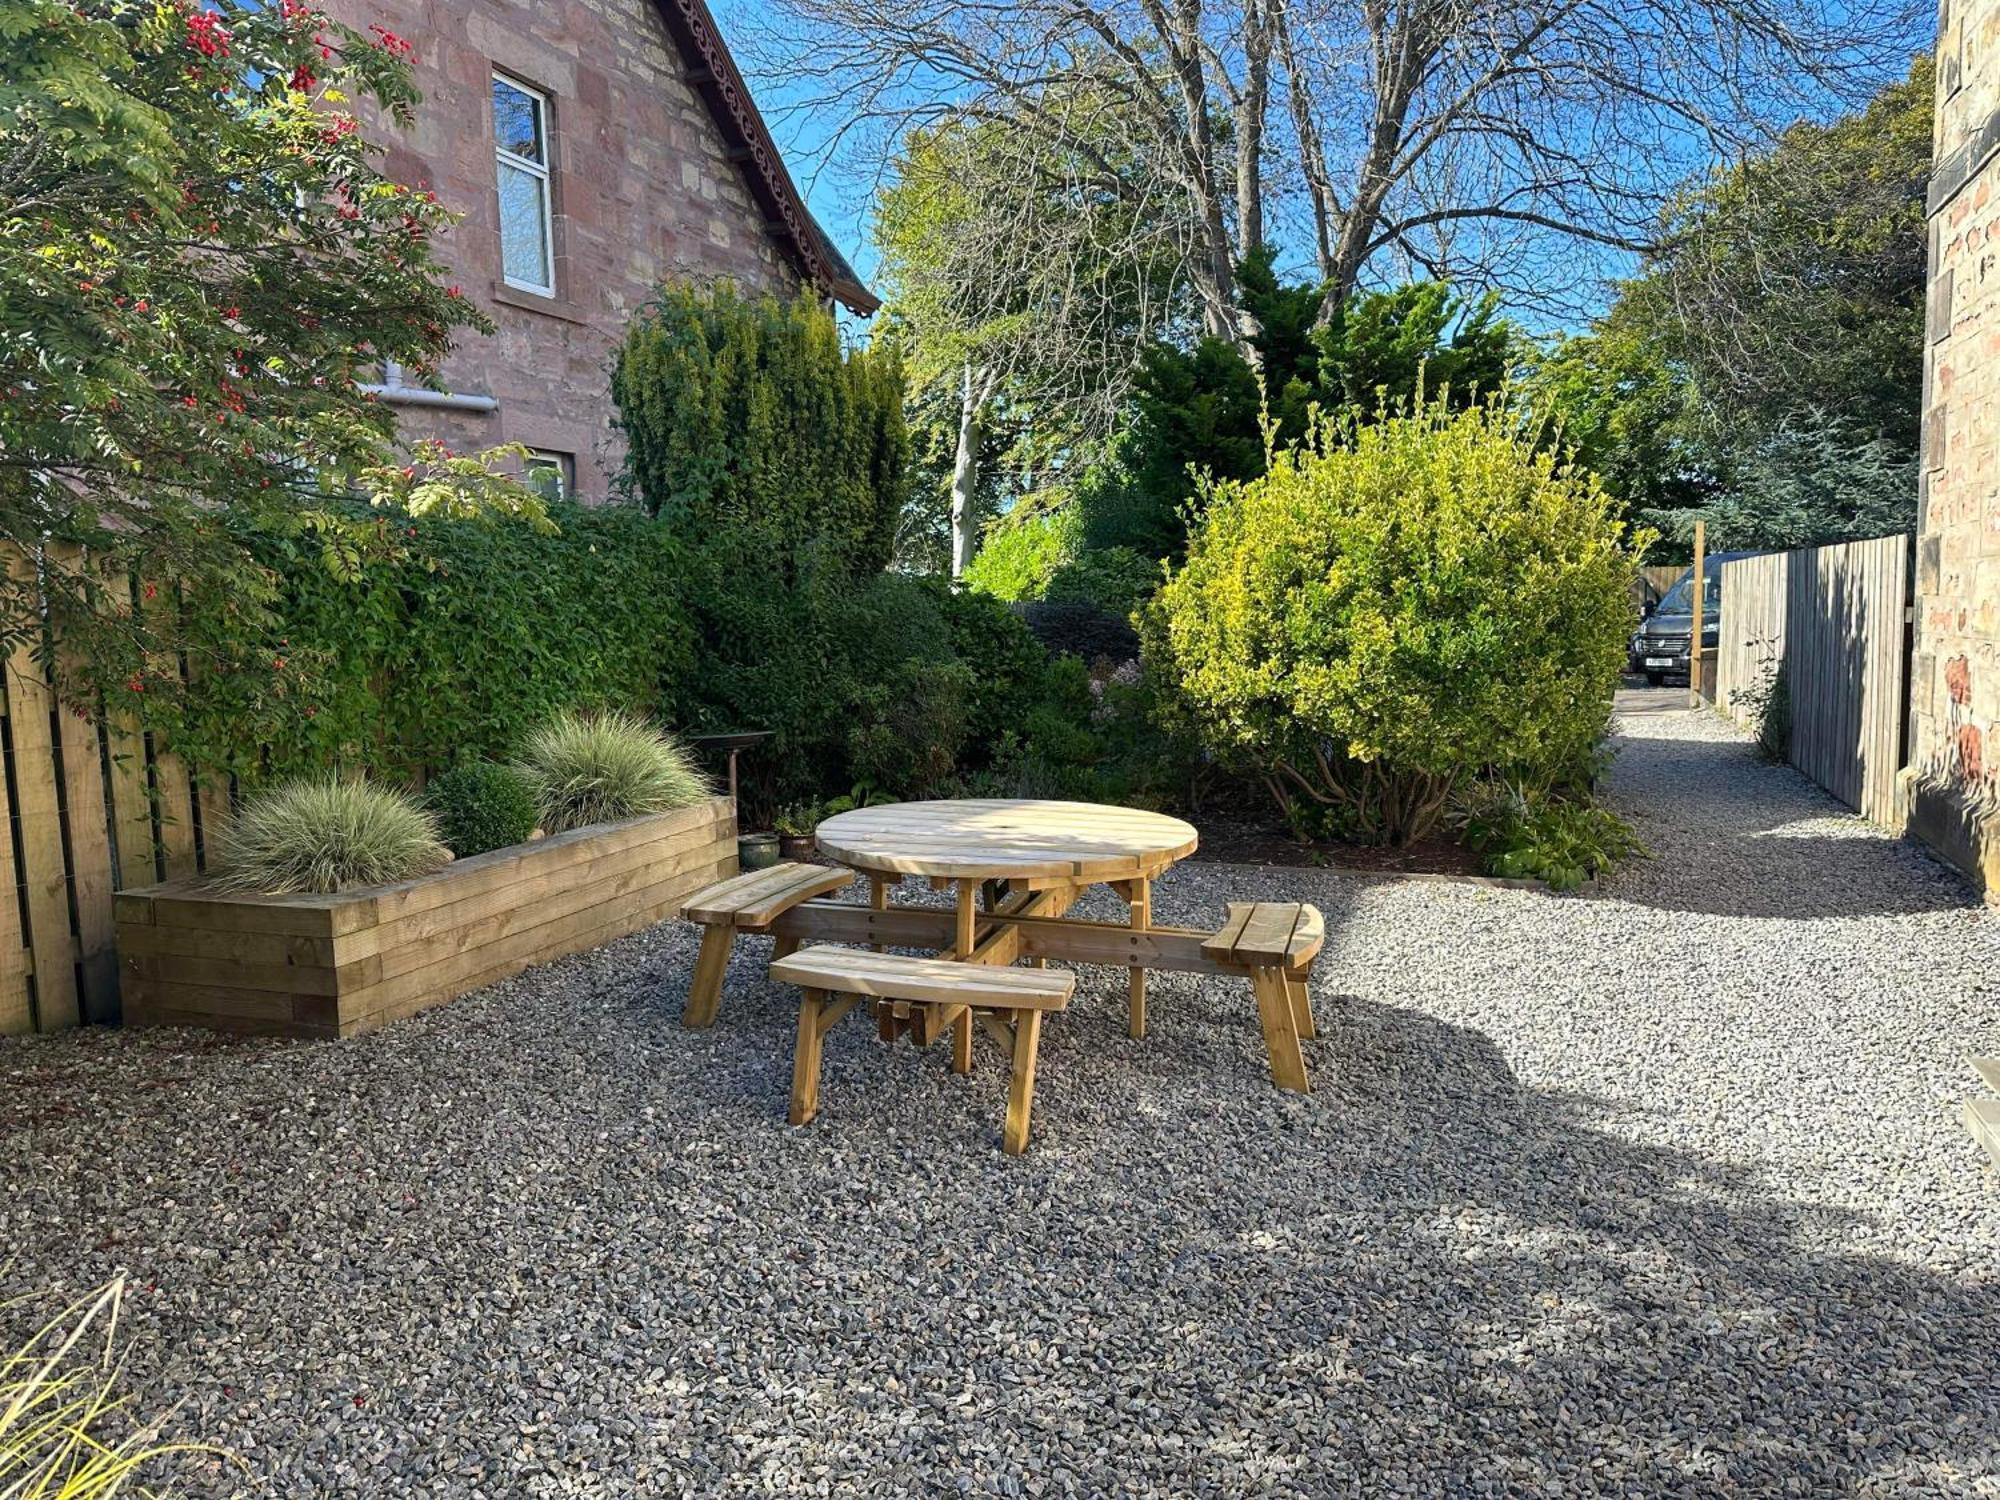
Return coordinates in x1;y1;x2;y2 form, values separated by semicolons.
324;0;802;501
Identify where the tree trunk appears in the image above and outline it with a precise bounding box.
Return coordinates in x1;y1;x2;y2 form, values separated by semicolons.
950;362;982;578
1236;0;1272;257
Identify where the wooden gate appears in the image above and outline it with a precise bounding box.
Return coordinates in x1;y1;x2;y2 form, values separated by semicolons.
0;543;225;1036
1716;534;1912;826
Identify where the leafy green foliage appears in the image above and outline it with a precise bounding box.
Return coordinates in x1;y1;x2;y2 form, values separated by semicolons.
1108;256;1519;557
612;283;907;583
1641;426;1918;551
1;0;544;696
1150;401;1638;845
154;502;693;786
963;501;1078;602
964;498;1159;616
1045;547;1160;614
426;762;538;857
661;568;1050;818
211;776;448;894
517;709;711;834
1460;787;1645;891
847;659;975;801
1536;59;1929;552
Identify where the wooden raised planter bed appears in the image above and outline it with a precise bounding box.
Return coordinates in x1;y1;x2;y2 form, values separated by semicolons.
115;795;736;1039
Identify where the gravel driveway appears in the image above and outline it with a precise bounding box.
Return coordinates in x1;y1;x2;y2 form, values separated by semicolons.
4;696;1997;1497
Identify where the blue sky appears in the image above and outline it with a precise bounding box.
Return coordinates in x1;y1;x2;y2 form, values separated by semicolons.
709;0;1931;331
711;2;883;287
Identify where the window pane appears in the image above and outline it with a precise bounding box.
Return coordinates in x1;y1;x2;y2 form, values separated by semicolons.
492;78;543;163
527;452;571;501
497;162;550;288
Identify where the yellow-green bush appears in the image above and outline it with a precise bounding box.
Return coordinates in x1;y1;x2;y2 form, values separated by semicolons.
1149;402;1639;844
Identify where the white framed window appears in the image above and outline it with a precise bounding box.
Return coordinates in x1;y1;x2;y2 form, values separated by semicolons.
493;74;554;295
525;449;574;501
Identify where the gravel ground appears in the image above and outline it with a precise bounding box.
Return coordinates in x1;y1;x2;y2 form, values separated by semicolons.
3;693;1998;1497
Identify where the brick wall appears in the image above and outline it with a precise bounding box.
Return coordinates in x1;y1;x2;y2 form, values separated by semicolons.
1911;0;2000;889
324;0;802;501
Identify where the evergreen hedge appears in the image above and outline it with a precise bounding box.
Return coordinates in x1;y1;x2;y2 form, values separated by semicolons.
167;503;695;785
612;283;908;582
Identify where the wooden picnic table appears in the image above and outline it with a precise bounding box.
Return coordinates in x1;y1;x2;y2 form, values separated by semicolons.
682;798;1324;1110
814;799;1199;1039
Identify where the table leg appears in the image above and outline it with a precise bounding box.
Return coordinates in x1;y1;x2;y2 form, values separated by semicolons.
954;880;978;957
1003;1007;1043;1155
869;875;889;953
952;1009;973;1074
1127;876;1151;1040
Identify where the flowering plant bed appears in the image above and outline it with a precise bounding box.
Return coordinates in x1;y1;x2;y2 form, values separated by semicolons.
114;796;735;1039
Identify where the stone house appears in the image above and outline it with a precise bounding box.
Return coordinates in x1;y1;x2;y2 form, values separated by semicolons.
1911;0;2000;890
322;0;876;503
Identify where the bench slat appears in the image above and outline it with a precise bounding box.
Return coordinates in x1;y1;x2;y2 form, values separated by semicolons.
682;863;853;927
772;945;1073;1011
1202;901;1324;967
1236;902;1304;961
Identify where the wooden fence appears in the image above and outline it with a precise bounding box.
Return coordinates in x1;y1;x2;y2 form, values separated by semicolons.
0;543;228;1037
1634;563;1682;614
1715;533;1912;826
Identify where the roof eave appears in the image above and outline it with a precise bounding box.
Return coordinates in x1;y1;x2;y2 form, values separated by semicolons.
651;0;879;316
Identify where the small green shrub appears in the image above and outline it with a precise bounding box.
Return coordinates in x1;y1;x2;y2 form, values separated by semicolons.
963;501;1076;601
847;659;975;801
1737;657;1793;762
1044;545;1160;614
211;777;449;894
1150;400;1640;845
517;709;711;834
1459;786;1645;891
427;762;539;857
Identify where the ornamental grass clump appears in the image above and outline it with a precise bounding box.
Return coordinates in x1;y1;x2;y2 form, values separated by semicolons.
210;776;450;894
517;709;710;834
2;1277;220;1495
426;762;539;857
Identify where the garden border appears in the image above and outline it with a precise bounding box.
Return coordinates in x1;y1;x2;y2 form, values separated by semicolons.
114;796;736;1039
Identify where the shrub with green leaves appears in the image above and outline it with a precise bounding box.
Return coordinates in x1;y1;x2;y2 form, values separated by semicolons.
211;777;449;894
517;709;710;833
1459;785;1645;891
612;283;907;583
426;762;539;857
1150;400;1639;845
846;658;975;801
160;500;694;787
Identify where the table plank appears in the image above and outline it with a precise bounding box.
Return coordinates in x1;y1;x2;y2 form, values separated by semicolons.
816;799;1197;883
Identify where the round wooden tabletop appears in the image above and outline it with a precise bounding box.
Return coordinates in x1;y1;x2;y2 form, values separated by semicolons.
816;799;1199;882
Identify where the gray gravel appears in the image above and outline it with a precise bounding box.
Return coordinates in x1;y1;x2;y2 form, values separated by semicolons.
4;692;1998;1497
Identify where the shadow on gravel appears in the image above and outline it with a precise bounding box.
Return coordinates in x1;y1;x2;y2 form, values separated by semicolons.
1604;720;1981;921
1280;999;2000;1491
636;955;2000;1492
6;884;1994;1495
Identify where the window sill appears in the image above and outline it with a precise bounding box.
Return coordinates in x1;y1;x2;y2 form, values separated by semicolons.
490;280;591;325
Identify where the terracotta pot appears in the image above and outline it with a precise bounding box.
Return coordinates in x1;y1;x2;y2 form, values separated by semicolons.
778;833;816;863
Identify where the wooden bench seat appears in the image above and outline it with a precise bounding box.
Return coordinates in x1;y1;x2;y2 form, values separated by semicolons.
1203;902;1324;1094
678;862;855;1027
771;945;1075;1154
